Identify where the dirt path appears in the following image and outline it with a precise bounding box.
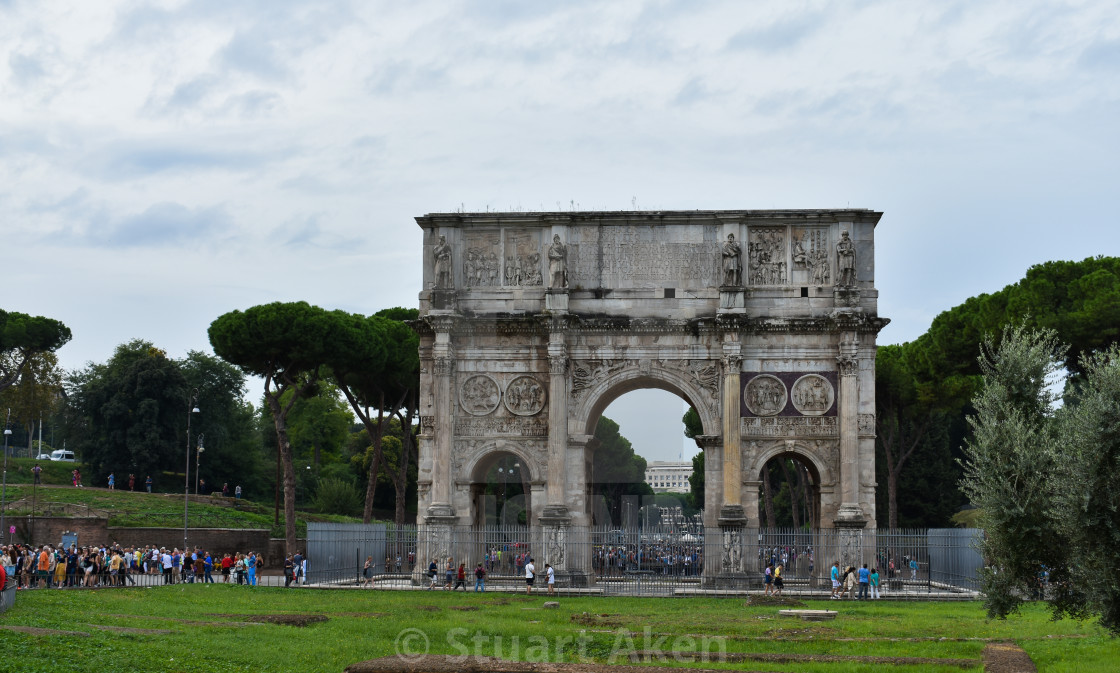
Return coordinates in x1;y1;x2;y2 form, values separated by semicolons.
983;642;1037;673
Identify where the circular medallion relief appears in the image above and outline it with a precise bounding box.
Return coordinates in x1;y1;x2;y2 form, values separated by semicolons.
790;374;835;416
743;375;787;416
459;374;501;416
503;376;546;416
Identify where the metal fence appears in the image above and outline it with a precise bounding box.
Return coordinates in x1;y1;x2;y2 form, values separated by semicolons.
304;523;984;597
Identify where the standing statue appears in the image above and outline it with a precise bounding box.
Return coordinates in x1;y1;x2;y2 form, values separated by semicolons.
836;230;856;287
433;235;453;288
548;234;568;289
722;233;742;286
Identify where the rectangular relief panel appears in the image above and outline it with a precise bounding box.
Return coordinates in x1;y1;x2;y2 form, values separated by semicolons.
791;226;831;286
503;230;543;287
462;231;502;288
747;227;788;286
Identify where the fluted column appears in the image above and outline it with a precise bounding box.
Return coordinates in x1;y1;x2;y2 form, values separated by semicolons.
719;348;745;524
835;333;866;526
541;331;571;523
427;319;456;519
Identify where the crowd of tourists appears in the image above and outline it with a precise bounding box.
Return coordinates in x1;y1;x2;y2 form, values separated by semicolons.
0;543;304;590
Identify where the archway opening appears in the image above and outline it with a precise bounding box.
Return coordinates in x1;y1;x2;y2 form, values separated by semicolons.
757;453;821;531
589;389;701;532
469;451;530;529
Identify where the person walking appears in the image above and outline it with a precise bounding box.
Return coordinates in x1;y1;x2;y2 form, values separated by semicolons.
145;475;152;493
235;485;242;499
363;556;374;587
773;564;784;596
870;567;881;599
830;561;841;599
427;558;438;590
107;473;115;490
444;558;455;590
32;463;41;485
453;563;467;591
128;473;135;491
546;563;555;596
246;552;257;586
524;557;536;595
284;555;294;588
474;562;486;592
764;563;773;596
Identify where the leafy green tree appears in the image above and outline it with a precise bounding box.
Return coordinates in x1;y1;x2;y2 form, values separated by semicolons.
66;340;189;481
0;351;63;455
179;351;265;497
591;416;653;524
209;301;342;553
1051;344;1120;632
959;322;1067;623
285;383;353;469
682;407;705;511
0;309;71;394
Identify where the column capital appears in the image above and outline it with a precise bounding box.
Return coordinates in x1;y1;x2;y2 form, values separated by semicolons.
694;434;723;450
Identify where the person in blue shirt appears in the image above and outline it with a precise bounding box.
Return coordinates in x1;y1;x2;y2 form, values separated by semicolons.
858;564;870;600
830;561;841;599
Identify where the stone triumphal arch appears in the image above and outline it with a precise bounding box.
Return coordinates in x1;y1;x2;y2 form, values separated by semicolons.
414;209;888;584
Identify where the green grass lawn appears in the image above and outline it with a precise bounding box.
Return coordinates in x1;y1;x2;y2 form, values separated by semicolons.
2;461;367;536
1;587;1116;673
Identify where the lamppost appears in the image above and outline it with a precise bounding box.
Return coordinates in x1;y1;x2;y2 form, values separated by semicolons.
2;409;11;545
497;461;518;526
184;389;199;551
195;434;205;495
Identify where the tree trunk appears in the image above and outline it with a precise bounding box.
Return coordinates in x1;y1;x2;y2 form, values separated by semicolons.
762;463;776;528
393;407;417;525
265;392;299;555
778;459;800;529
361;399;387;524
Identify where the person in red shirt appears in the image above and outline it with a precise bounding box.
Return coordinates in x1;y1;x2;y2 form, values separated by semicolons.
221;553;233;583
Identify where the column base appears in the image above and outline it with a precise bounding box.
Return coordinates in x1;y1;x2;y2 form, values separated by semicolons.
717;504;747;526
834;505;867;527
538;504;571;526
425;503;456;521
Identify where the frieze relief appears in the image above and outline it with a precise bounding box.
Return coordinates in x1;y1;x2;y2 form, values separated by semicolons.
748;228;787;285
504;231;543;287
741;416;838;437
455;416;549;437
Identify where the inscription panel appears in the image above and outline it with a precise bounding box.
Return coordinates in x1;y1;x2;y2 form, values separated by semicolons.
741;416;838;437
568;225;722;289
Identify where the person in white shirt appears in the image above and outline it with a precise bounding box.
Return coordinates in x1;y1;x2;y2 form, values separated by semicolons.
524;558;536;595
545;563;555;595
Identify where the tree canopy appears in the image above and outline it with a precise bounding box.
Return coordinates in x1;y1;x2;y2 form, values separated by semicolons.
0;308;71;393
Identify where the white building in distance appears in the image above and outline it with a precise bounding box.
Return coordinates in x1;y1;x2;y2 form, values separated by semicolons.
645;461;693;494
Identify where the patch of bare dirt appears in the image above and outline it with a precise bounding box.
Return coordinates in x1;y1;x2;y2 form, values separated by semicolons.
630;651;977;668
205;613;328;627
450;606;479;611
983;642;1037;673
346;655;771;673
88;624;175;635
745;596;807;608
570;613;622;628
415;605;441;612
336;612;389;618
0;625;89;637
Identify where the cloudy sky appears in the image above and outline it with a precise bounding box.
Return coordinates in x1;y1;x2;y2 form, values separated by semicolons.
4;0;1118;461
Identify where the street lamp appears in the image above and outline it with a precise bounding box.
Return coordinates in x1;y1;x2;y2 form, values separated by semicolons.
195;434;205;495
184;388;199;551
2;409;11;545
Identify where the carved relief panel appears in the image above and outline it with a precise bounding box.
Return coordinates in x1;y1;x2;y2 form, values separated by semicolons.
456;372;548;437
459;374;501;416
791;227;830;286
741;372;838;417
504;375;546;416
748;227;787;285
504;231;543;287
462;231;501;288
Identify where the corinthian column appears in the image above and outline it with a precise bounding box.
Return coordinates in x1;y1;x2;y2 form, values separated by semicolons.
719;349;746;524
835;334;865;525
541;333;571;523
427;319;456;519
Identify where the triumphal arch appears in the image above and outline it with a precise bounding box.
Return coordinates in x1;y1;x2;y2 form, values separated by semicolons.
413;209;887;584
